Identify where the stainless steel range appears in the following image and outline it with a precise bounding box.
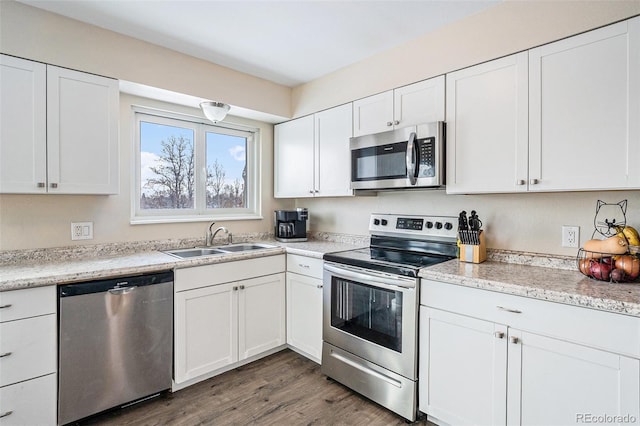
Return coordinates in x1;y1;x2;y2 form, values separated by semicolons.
322;213;458;421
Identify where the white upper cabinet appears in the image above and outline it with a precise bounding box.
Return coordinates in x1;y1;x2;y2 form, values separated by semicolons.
447;16;640;194
353;76;445;137
528;16;640;191
47;66;119;194
314;103;353;197
0;55;119;194
274;103;352;198
446;53;529;194
0;55;47;193
352;90;394;136
274;115;315;198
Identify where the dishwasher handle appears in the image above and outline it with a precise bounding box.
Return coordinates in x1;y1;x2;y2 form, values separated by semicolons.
108;286;137;295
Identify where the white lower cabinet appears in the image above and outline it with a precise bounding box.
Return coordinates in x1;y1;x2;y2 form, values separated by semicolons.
0;374;57;426
420;308;506;426
0;286;56;426
174;256;286;385
286;254;324;363
419;280;640;426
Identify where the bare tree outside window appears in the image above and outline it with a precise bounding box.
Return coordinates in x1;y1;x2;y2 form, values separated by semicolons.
206;132;247;209
136;114;256;220
140;122;194;209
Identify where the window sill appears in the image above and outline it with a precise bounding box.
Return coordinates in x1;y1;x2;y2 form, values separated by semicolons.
131;214;264;225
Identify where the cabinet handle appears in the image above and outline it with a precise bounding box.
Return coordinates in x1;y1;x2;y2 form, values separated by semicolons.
529;179;539;185
37;182;46;188
510;336;519;344
317;284;323;289
50;183;58;188
386;121;393;126
494;331;505;339
497;306;522;314
517;179;526;186
0;352;12;358
233;286;238;291
309;190;314;194
239;285;245;290
0;304;12;309
299;264;310;269
0;411;13;419
393;120;400;125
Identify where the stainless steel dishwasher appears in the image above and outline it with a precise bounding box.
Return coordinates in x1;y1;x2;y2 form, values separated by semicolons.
58;271;173;425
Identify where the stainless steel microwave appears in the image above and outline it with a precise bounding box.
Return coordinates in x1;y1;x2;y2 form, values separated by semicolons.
350;122;445;190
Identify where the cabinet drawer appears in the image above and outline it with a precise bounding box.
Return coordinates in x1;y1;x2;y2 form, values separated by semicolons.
287;254;323;278
175;255;286;292
0;314;57;387
421;279;640;358
0;373;57;426
0;286;56;323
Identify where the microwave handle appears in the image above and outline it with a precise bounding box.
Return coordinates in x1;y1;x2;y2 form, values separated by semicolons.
405;132;417;185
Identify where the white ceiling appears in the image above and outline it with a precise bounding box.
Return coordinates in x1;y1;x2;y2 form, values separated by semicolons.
17;0;500;87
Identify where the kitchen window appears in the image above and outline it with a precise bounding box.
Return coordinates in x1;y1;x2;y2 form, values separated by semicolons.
132;108;260;223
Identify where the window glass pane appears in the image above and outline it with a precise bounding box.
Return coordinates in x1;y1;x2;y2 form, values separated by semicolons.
206;131;247;209
140;121;195;209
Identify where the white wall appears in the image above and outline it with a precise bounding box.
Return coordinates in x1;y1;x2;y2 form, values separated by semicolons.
292;0;640;116
0;93;293;250
0;1;296;250
299;190;640;257
0;0;291;118
291;0;640;257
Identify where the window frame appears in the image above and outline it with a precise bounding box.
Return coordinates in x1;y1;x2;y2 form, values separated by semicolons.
131;106;261;224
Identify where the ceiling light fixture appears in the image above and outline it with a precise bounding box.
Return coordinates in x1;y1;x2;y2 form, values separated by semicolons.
200;101;231;123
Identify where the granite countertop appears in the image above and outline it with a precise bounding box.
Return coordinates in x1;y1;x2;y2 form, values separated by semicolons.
0;238;366;292
420;259;640;317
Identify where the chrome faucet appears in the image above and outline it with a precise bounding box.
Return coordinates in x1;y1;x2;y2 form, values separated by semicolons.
207;222;232;246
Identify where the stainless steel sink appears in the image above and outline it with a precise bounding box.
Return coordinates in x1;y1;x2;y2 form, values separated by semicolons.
164;247;226;259
216;243;275;252
164;243;276;259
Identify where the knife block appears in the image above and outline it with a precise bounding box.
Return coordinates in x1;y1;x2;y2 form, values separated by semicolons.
459;230;486;264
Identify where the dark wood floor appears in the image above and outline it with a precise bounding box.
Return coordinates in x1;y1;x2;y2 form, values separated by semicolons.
82;349;432;425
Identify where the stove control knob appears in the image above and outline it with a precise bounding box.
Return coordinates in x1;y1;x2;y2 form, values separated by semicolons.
381;219;388;226
435;222;443;229
373;219;380;226
426;221;433;229
444;222;453;230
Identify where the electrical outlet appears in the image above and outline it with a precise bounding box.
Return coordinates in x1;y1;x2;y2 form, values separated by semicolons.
71;222;93;240
562;226;579;248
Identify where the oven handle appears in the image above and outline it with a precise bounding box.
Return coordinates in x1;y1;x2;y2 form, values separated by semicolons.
324;264;416;290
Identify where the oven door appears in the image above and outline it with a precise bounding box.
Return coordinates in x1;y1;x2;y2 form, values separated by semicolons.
322;262;418;379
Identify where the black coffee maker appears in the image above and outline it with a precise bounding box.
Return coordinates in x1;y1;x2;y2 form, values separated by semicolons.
275;208;308;242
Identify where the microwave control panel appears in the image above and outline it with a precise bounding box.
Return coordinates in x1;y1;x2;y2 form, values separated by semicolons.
417;137;435;177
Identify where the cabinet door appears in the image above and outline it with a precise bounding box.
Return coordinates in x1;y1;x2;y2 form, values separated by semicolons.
238;273;286;360
393;76;445;128
529;17;640;191
353;91;394;136
174;283;238;384
286;272;323;362
0;315;56;387
274;115;315;198
47;65;119;194
315;103;353;197
0;55;47;194
507;329;640;426
0;373;57;426
446;52;529;194
419;307;507;426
